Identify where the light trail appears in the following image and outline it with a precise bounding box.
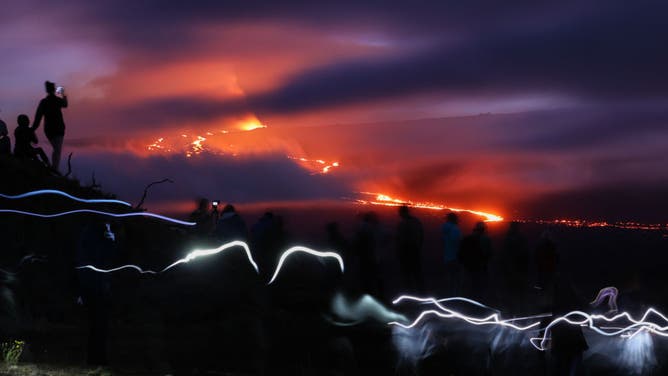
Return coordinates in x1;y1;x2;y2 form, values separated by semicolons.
267;246;344;284
0;209;195;226
0;189;131;206
391;293;668;352
393;295;501;313
77;240;259;275
357;192;503;222
390;295;541;331
529;308;668;350
160;240;259;273
76;264;158;274
591;286;619;313
330;292;408;325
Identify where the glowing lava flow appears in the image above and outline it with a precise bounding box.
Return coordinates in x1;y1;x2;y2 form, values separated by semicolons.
357;192;503;222
145;116;266;158
518;219;668;232
268;246;344;285
390;293;668;351
0;209;195;226
287;156;340;175
0;189;131;206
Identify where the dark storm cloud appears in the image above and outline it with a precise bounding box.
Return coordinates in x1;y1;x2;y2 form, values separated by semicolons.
93;0;668;124
246;2;668;114
494;106;668;151
71;152;352;205
80;1;565;49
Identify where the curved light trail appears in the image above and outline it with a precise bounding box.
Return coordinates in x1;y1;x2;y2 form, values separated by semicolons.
0;189;131;206
267;246;344;284
0;209;195;226
77;240;260;275
391;293;668;351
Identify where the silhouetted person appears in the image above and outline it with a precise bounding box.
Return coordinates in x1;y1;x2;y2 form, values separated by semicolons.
501;221;529;312
353;212;383;297
14;114;49;166
0;120;9;156
326;222;349;256
535;230;559;290
251;212;275;254
214;204;248;242
549;277;588;375
188;198;215;238
459;221;492;300
76;221;119;366
31;81;67;171
396;205;424;292
441;212;462;295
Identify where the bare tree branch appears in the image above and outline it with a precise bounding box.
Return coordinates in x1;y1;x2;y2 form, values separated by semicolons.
90;172;101;189
64;153;73;178
135;178;174;210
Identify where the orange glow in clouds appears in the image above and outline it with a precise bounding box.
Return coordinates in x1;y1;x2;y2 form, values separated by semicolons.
357;192;504;222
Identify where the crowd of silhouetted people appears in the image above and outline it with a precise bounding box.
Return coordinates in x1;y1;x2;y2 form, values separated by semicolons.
177;198;587;374
0;81;68;172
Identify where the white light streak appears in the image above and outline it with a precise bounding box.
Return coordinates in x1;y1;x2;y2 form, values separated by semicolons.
76;240;260;275
390;295;541;331
76;265;158;274
0;189;131;206
161;240;259;273
391;293;668;352
267;246;344;284
0;209;195;226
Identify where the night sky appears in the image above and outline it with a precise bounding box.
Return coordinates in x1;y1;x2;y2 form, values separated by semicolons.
2;1;667;221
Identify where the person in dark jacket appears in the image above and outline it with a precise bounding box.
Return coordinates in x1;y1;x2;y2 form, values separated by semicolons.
396;205;424;292
14;114;49;165
31;81;68;171
76;220;119;366
0;120;10;156
214;204;248;242
501;221;530;313
352;212;384;297
459;221;492;300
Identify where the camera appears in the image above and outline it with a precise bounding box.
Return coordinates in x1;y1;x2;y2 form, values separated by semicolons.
56;86;64;95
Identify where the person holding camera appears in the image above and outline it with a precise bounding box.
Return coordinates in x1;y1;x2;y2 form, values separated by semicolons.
31;81;68;172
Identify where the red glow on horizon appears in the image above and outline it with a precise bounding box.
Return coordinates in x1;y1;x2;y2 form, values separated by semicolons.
356;192;504;222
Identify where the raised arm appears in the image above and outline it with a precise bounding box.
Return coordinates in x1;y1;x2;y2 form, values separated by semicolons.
61;90;68;108
31;100;44;131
